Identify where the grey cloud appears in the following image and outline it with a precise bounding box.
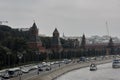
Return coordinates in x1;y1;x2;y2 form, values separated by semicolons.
0;0;120;37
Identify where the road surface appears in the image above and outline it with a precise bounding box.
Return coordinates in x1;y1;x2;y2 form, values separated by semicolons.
55;63;120;80
11;62;66;80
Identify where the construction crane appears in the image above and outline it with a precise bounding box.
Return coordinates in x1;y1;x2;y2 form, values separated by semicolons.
0;21;8;25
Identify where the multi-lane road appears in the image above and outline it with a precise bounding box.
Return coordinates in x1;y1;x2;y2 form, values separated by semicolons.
56;63;120;80
10;62;68;80
0;55;119;80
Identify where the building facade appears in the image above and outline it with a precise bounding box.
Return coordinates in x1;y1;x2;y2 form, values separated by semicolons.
51;28;63;53
27;22;45;53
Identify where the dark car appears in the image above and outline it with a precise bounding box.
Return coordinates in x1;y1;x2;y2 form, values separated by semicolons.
45;66;51;71
79;57;86;62
38;67;43;71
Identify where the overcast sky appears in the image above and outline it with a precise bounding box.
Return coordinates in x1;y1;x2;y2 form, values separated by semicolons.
0;0;120;37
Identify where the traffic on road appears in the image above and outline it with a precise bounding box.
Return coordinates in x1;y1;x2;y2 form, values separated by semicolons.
55;62;120;80
0;55;120;80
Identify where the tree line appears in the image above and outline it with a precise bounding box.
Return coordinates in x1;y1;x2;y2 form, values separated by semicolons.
0;25;119;69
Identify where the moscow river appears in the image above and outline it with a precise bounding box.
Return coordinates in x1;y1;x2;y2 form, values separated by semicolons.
55;63;120;80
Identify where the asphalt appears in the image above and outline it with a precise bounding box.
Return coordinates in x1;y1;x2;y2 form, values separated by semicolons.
28;59;112;80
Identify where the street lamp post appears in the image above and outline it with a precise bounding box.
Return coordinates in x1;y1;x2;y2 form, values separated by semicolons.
17;52;23;65
23;51;26;63
58;49;62;67
36;51;40;62
17;52;23;80
6;52;11;68
46;52;49;62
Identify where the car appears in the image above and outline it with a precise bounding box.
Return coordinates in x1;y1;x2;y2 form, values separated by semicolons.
37;64;43;68
79;57;86;62
104;56;109;59
50;62;55;65
90;57;96;61
90;63;97;71
86;58;90;61
2;70;10;79
45;66;51;71
7;68;21;77
30;65;38;70
42;62;47;67
38;67;43;71
116;55;120;58
62;59;72;64
54;61;59;64
0;70;7;78
21;68;29;73
46;62;51;66
112;59;120;68
0;68;21;78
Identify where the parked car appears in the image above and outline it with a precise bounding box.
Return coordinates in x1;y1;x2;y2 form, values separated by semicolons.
1;68;21;78
45;66;51;71
8;68;22;77
1;70;10;79
38;67;43;71
90;57;96;61
21;68;29;73
63;59;71;64
42;62;47;67
50;62;55;65
54;61;59;64
79;57;86;62
30;65;38;71
112;59;120;68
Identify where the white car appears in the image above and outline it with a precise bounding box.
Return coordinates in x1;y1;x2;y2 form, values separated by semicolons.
42;62;47;67
2;70;10;79
112;59;120;68
50;62;55;65
8;68;21;77
90;63;97;71
21;68;29;73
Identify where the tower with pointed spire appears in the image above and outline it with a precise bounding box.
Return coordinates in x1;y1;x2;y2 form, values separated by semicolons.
29;22;38;36
108;38;114;48
107;37;114;55
80;34;86;49
53;28;59;38
28;22;45;53
51;28;62;52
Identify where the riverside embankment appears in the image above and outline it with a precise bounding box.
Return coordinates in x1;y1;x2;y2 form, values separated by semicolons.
28;59;113;80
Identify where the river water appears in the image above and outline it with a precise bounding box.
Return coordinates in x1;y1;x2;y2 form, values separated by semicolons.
55;63;120;80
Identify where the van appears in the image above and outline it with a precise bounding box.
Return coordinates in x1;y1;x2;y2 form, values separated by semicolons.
7;67;22;78
112;59;120;68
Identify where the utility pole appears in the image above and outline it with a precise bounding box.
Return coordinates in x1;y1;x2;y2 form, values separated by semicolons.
106;21;110;37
